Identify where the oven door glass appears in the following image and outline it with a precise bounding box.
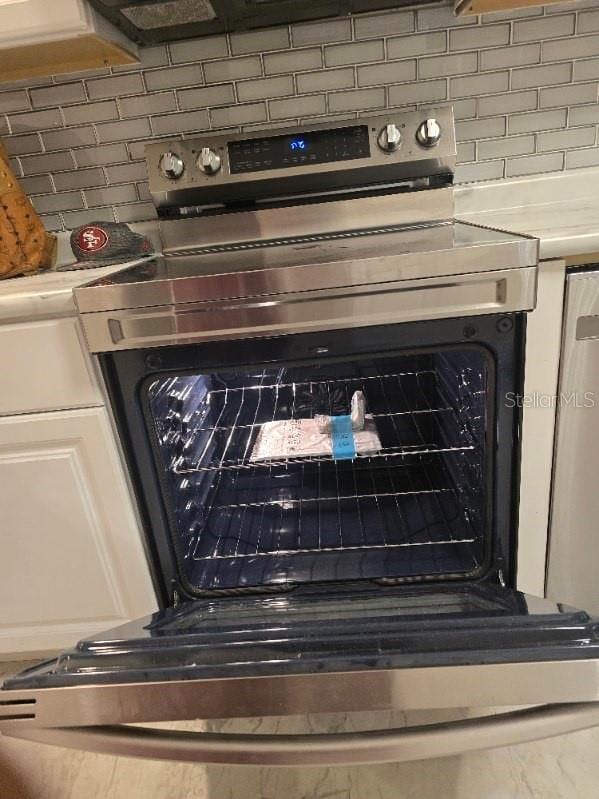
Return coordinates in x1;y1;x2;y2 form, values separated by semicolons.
3;583;599;722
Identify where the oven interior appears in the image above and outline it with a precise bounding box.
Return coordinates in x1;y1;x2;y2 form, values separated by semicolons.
145;346;490;594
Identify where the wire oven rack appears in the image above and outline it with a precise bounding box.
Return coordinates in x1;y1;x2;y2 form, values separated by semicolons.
170;370;478;475
183;455;482;589
188;458;478;560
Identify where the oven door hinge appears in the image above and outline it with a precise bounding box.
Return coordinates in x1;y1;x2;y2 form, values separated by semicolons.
170;582;183;609
493;555;507;588
482;557;508;589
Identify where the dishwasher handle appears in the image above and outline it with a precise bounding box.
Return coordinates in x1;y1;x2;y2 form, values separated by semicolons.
576;315;599;341
6;702;599;766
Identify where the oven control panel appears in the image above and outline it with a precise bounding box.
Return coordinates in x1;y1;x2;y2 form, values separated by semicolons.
228;124;371;174
146;106;456;211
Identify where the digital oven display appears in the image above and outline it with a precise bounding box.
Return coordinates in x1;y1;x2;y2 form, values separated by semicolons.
228;125;370;174
289;137;308;151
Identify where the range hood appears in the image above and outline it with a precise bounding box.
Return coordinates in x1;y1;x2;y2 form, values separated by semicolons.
86;0;437;46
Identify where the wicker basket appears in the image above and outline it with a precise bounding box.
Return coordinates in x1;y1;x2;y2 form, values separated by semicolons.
0;141;56;279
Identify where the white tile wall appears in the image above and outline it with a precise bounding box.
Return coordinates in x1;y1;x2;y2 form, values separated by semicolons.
0;0;597;232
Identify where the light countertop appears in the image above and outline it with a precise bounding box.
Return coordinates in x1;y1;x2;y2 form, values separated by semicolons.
0;261;138;324
0;222;161;324
1;168;598;324
455;167;599;262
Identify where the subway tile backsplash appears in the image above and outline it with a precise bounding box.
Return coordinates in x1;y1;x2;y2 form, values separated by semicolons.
0;0;597;232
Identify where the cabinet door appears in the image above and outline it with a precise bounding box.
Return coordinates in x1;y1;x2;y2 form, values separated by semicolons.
0;407;157;655
0;0;90;47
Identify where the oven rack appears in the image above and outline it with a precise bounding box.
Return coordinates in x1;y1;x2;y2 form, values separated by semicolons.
197;370;437;395
207;485;454;513
166;368;479;476
186;456;480;564
193;535;476;561
189;495;476;561
174;442;476;474
172;404;454;438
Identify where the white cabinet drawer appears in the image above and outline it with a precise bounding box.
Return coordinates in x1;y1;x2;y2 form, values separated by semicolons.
0;318;102;416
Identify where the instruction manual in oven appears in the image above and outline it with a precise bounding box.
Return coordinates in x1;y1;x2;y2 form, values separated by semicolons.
250;391;382;462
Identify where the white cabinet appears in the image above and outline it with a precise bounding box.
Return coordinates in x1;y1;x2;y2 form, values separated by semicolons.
0;407;157;655
0;0;100;48
0;318;102;417
0;0;137;82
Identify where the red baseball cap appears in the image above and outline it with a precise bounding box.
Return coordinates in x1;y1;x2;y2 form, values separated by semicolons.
59;221;155;271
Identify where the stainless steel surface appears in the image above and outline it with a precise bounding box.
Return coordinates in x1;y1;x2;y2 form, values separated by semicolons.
75;221;538;315
76;135;539;356
377;123;401;152
547;268;599;615
6;703;599;765
159;151;184;180
416;118;442;148
158;188;455;254
79;266;537;353
197;146;221;176
146;108;456;210
2;661;599;734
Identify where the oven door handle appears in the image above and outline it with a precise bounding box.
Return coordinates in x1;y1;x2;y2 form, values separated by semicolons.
6;702;599;765
80;267;538;353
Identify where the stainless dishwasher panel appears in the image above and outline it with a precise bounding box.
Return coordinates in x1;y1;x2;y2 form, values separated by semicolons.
547;267;599;614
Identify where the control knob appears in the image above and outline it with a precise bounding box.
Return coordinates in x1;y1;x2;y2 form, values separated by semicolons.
416;118;442;148
158;151;184;180
197;147;222;175
377;123;401;152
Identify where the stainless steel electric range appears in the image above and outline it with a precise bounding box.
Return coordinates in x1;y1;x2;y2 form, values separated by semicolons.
2;106;599;766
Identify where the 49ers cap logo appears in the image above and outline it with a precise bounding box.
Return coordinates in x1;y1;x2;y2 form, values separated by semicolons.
68;220;155;268
76;225;109;253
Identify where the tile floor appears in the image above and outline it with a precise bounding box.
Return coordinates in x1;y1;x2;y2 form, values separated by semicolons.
2;659;599;799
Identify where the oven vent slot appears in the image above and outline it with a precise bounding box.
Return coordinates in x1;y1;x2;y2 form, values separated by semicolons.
0;697;36;721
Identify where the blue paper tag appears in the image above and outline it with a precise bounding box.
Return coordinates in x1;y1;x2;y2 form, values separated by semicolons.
331;414;356;460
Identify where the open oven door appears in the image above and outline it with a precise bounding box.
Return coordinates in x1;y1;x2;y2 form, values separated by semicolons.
2;581;599;765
